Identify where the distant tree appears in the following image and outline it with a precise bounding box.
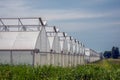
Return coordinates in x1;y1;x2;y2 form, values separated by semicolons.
103;51;111;58
111;46;116;58
111;47;119;59
116;47;119;57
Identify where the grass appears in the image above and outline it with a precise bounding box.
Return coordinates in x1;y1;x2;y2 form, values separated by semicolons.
0;59;120;80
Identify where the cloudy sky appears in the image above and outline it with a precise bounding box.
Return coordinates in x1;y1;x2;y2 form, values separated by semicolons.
0;0;120;52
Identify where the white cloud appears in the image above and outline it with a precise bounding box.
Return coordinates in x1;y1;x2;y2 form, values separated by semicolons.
0;0;120;32
0;0;119;21
57;21;120;33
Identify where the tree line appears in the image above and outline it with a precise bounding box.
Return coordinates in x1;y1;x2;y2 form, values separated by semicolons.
103;46;120;59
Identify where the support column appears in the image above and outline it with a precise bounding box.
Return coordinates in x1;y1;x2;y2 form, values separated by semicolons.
10;50;13;65
32;51;35;66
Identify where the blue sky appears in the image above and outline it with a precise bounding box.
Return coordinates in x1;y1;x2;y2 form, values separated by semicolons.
0;0;120;52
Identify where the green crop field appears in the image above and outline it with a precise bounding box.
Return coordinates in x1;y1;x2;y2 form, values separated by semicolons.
0;59;120;80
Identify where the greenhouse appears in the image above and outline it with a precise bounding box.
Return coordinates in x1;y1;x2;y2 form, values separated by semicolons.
0;17;101;66
85;48;100;63
46;26;61;66
0;18;47;66
57;32;68;66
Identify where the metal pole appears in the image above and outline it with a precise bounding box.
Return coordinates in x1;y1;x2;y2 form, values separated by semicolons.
10;51;13;65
